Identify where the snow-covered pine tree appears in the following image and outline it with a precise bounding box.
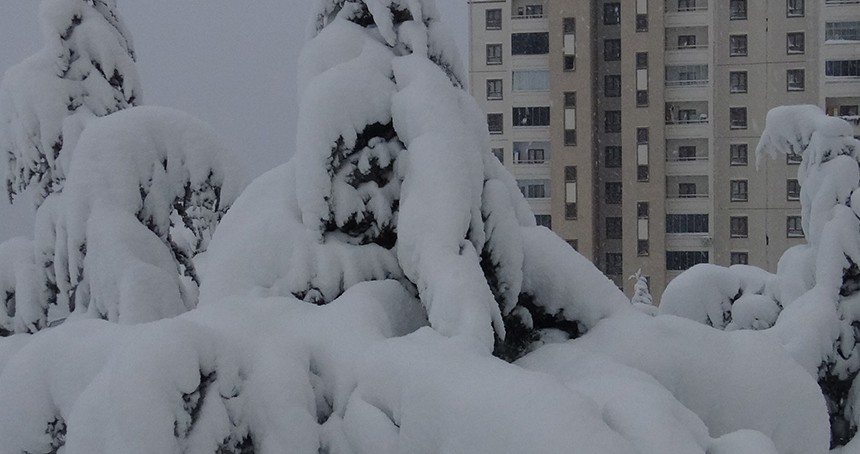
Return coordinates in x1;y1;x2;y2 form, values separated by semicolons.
0;0;141;207
202;0;630;360
663;105;860;447
629;269;652;306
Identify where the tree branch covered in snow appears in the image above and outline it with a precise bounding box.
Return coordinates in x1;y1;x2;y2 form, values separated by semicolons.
0;0;141;206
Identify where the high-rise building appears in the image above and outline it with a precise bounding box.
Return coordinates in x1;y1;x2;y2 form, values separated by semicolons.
468;0;860;300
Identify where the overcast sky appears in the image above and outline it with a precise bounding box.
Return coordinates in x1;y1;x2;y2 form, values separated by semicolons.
0;1;470;241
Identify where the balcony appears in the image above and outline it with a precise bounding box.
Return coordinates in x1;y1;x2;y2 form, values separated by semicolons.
826;0;860;5
665;101;710;138
665;1;709;27
665;0;708;13
666;139;709;173
827;97;860;136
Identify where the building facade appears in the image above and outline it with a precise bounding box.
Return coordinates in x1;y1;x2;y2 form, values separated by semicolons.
469;0;860;300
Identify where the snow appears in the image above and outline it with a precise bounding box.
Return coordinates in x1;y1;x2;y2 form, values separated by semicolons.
0;2;852;453
0;0;141;206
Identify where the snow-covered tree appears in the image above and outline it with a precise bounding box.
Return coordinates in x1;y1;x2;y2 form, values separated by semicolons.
0;0;141;206
663;105;860;447
0;4;838;454
629;269;653;306
199;0;632;360
35;106;241;325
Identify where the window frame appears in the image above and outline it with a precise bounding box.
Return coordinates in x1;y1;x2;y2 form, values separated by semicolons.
786;0;804;17
786;69;805;91
487;113;504;134
786;32;805;54
730;34;748;57
485;8;502;30
604;110;622;133
604;75;622;97
730;179;749;202
604;3;621;25
730;216;749;238
605;182;623;205
486;43;503;65
787;216;804;238
730;107;748;130
604;146;622;168
730;71;748;93
730;143;749;166
787;179;801;201
730;0;748;20
486;79;503;100
730;252;749;265
604;39;622;61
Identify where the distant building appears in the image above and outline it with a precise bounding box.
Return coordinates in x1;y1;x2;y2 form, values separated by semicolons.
468;0;860;300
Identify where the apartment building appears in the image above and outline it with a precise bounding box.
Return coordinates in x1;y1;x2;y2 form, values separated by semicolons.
469;0;860;300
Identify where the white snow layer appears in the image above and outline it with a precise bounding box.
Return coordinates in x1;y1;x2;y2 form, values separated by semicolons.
0;0;141;205
0;2;844;453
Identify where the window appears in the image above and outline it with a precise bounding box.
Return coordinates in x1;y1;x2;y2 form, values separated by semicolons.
605;146;622;168
636;14;648;32
512;33;549;55
730;216;749;238
564;56;576;71
678;35;697;48
840;105;860;116
730;0;747;19
487;113;503;134
731;180;748;202
606;253;623;276
826;22;860;42
486;44;502;65
730;107;747;129
787;0;804;17
604;39;621;61
787;216;803;238
606;217;623;239
491;148;504;163
787;69;805;91
563;18;576;71
514;143;548;164
730;35;748;56
666;214;709;233
605;111;622;133
486;79;502;100
730;252;749;265
605;75;622;97
513;106;550;127
485;9;502;30
637;128;649;144
730;71;748;93
564;92;577;146
637;202;650;256
604;3;621;25
679;183;697;197
564;17;576;33
730;144;748;165
787;32;805;54
666;251;709;271
606;252;624;276
679;146;697;160
565;166;577;219
518;4;544;17
636;52;648;69
787;153;802;165
787;179;801;200
826;60;860;78
535;215;552;229
678;0;698;12
638;165;650;181
512;70;549;91
518;180;550;198
605;182;622;204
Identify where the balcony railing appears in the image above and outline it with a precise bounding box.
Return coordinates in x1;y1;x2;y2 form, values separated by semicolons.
667;156;709;162
666;79;709;87
666;117;709;125
666;5;708;13
676;193;709;199
512;13;545;19
666;43;709;51
513;158;549;165
826;0;860;5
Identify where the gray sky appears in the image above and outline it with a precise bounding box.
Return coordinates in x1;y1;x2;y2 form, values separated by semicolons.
0;1;469;241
